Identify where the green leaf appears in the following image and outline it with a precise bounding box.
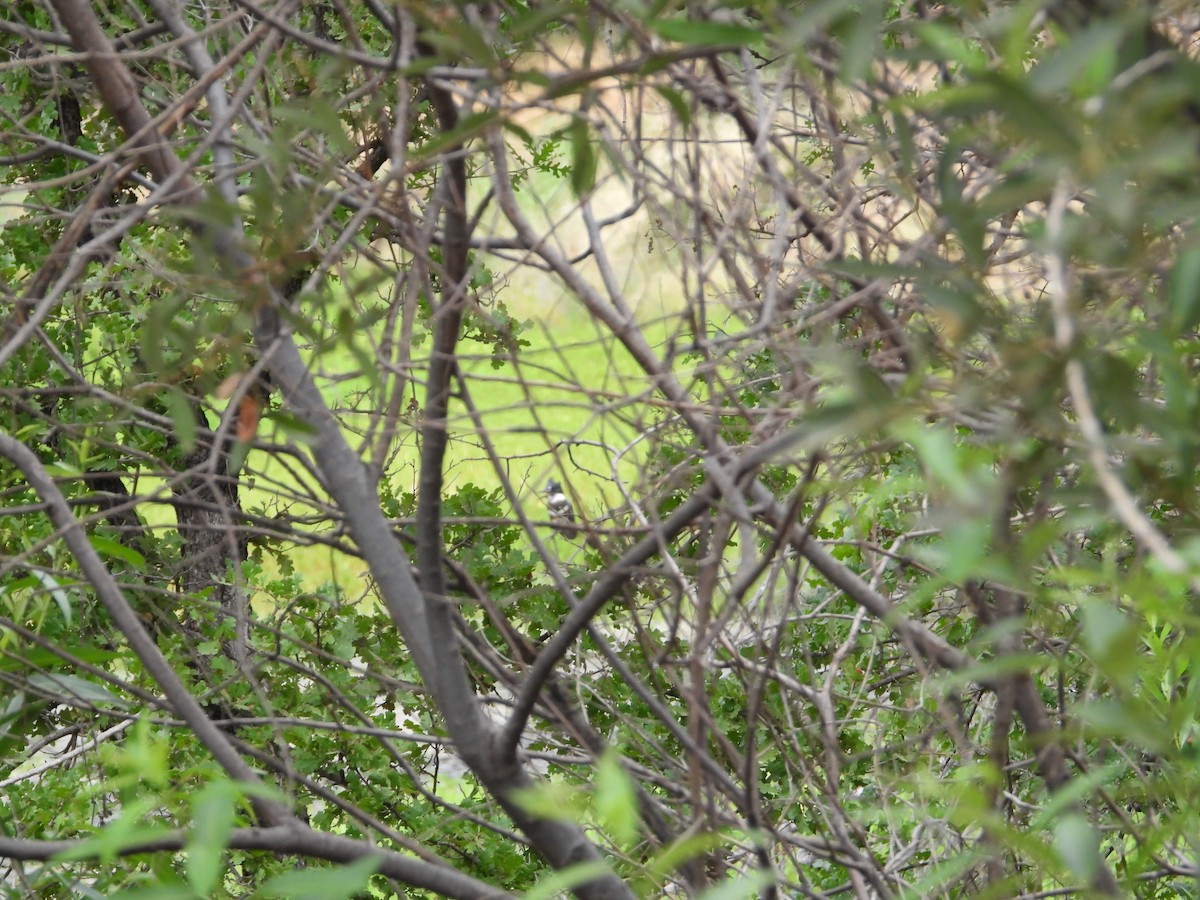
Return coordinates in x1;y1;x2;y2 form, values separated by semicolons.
52;797;164;863
568;118;597;198
1054;812;1100;883
27;673;124;707
44;460;84;479
523;861;613;900
921;278;985;339
502;118;535;147
0;643;119;673
186;782;238;896
227;439;250;476
117;885;197;900
511;780;588;822
1080;603;1140;682
914;21;988;72
645;830;746;882
903;845;988;898
1035;761;1124;821
1027;21;1121;99
275;97;355;159
31;569;72;626
1074;699;1170;754
0;692;27;743
256;855;381;900
270;411;319;443
90;534;147;570
651;18;762;47
936;652;1046;690
936;141;987;270
899;424;975;502
653;85;692;130
1168;246;1200;331
697;869;775;900
413;109;500;162
594;751;638;848
162;387;197;454
834;4;884;85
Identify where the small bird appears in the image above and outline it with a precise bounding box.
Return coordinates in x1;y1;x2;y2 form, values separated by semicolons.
544;479;578;537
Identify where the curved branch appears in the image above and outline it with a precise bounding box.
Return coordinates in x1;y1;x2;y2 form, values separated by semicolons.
0;828;510;899
404;56;637;900
413;70;480;725
502;487;716;754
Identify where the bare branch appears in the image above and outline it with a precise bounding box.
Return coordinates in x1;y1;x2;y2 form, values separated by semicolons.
0;830;511;899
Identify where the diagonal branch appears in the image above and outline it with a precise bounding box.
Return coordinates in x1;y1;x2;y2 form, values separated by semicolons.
0;431;291;827
47;3;638;895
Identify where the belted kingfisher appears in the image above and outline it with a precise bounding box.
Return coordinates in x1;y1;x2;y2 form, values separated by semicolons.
544;480;578;536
